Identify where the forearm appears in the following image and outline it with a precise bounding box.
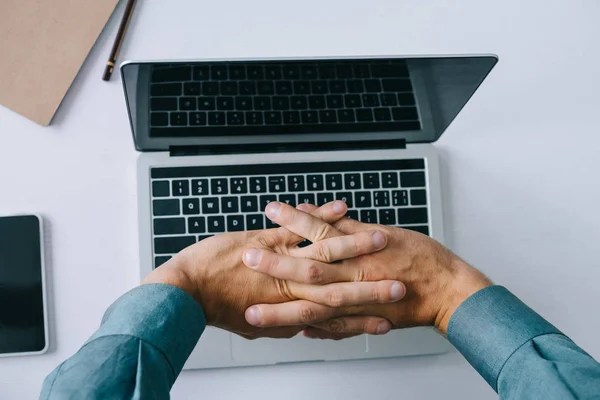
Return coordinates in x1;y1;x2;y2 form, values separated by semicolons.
40;284;206;399
448;286;600;399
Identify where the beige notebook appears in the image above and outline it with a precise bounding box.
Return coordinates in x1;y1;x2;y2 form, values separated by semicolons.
0;0;119;126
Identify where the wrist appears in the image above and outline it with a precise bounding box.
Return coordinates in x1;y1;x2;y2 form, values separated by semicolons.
434;258;492;335
142;255;201;304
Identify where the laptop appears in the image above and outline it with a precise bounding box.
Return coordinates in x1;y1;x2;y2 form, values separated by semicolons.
120;55;498;370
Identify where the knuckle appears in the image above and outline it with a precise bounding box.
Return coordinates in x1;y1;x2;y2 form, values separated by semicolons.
371;286;381;302
326;290;345;307
353;267;372;282
305;263;323;284
315;242;333;263
326;319;345;333
299;305;318;323
314;223;333;242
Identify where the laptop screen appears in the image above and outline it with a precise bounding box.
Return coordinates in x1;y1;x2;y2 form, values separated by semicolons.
121;56;497;151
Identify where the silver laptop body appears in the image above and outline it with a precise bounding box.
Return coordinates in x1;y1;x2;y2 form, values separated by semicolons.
121;55;498;370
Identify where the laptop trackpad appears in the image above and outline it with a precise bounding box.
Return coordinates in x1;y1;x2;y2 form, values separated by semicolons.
231;333;367;364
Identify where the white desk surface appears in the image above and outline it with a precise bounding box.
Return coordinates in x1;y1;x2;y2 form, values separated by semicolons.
1;0;599;398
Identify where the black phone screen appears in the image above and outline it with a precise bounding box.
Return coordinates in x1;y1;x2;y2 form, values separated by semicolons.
0;215;47;354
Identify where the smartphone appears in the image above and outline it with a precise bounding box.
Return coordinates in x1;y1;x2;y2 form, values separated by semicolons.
0;215;49;356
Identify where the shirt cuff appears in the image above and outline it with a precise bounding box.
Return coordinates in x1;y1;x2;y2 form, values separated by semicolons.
87;284;206;377
447;285;561;391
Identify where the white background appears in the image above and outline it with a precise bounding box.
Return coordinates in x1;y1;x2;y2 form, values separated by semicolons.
1;0;599;398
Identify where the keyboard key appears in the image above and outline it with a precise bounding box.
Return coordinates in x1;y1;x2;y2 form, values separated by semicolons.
154;236;195;254
188;217;206;233
201;197;220;214
220;81;237;96
346;80;364;93
276;81;293;95
152;181;170;197
288;175;305;192
307;175;324;190
246;111;264;125
374;108;392;121
240;196;259;212
151;98;177;111
265;65;282;80
211;65;228;80
364;79;382;93
309;95;326;109
208;216;226;233
182;198;200;215
344;94;361;108
404;225;429;235
363;173;380;188
250;177;267;193
151;112;169;126
230;178;247;194
279;194;296;207
229;65;246;80
191;179;209;195
383;79;412;92
247;65;264;79
294;81;311;94
353;64;370;78
362;94;380;107
198;97;216;110
392;190;409;206
269;176;286;192
301;66;318;79
246;214;265;230
189;112;207;126
170;112;187;126
235;97;253;110
336;65;354;78
298;193;316;205
211;178;228;194
301;110;318;123
356;109;373;122
392;107;419;121
316;192;334;206
208;112;226;125
397;207;428;224
217;97;234;110
193;66;209;80
155;256;171;268
371;63;408;78
172;180;189;196
291;96;308;110
398;93;416;106
411;189;427;205
151;83;182;96
326;95;344;108
273;96;290;110
152;67;191;82
319;110;337;123
318;65;336;79
382;172;399;188
198;235;213;241
239;81;257;95
373;191;390;207
265;217;279;228
283;111;301;124
227;112;244;125
202;82;219;96
311;81;328;94
221;197;239;213
283;65;300;79
344;173;361;189
154;218;186;235
360;209;377;224
355;191;372;207
346;210;359;220
325;174;343;190
400;171;426;187
337;109;355;123
254;97;271;110
329;80;346;93
378;209;396;225
336;192;354;207
179;97;197;110
265;111;282;125
227;215;245;231
381;93;397;106
153;199;180;216
259;195;277;211
258;81;275;95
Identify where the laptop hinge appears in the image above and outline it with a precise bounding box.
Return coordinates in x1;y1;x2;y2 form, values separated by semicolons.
169;139;406;157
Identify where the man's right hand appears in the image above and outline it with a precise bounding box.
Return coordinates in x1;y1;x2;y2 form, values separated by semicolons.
243;202;492;337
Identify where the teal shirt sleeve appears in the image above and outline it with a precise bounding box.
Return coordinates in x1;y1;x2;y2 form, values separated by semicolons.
448;286;600;399
40;284;206;400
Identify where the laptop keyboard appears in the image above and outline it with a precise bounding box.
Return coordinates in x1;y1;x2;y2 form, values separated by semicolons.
148;60;421;137
150;159;429;268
